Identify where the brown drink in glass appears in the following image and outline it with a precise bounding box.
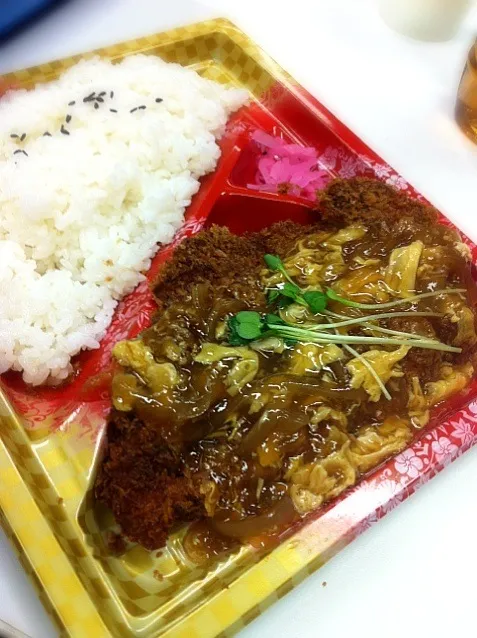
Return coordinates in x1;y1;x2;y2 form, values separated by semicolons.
456;41;477;144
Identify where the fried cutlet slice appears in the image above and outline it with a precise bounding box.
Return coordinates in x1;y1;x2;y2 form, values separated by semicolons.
95;411;204;550
95;178;464;550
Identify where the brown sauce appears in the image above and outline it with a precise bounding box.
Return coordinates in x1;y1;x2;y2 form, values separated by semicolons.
95;178;477;558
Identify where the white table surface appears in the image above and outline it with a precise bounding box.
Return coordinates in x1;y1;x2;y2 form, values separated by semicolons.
2;1;477;636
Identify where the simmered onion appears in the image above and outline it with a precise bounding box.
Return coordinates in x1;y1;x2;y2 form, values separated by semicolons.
240;408;309;455
211;496;296;539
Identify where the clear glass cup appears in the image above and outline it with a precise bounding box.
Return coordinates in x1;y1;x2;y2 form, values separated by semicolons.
379;0;472;42
456;40;477;144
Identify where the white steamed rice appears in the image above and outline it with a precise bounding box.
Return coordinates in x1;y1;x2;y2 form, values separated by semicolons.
0;55;248;385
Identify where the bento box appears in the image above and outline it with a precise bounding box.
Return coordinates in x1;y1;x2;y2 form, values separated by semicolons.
1;18;477;638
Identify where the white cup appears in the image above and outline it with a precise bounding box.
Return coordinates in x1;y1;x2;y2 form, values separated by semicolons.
379;0;472;41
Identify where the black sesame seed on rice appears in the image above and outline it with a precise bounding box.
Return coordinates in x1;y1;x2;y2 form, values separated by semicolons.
94;102;99;110
110;91;114;99
10;133;19;139
83;92;95;103
13;149;28;156
98;91;106;97
130;107;138;113
155;98;163;103
66;114;72;123
60;125;70;135
110;109;118;113
43;132;52;137
68;100;76;106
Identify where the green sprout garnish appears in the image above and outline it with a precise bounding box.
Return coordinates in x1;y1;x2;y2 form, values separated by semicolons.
264;253;466;316
222;252;466;403
264;254;327;314
264;254;296;285
325;287;466;310
303;290;327;314
226;311;461;354
228;311;264;345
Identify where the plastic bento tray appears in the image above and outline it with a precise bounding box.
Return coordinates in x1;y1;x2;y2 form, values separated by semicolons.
2;18;477;638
